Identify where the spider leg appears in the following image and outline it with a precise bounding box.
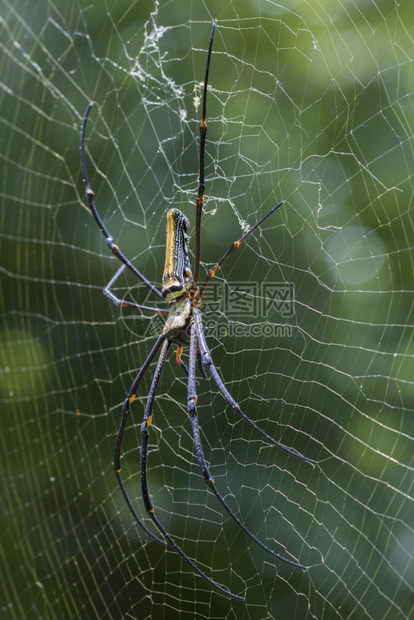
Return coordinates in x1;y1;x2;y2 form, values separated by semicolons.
194;21;216;284
187;323;308;569
114;333;166;545
80;103;164;301
197;347;208;380
194;310;318;465
198;200;284;298
175;346;201;385
140;337;245;601
104;265;168;315
175;346;190;376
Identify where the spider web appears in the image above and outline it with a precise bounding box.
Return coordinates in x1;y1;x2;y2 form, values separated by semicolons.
1;0;413;618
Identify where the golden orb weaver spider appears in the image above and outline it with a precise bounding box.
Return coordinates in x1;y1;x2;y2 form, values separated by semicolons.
80;22;317;601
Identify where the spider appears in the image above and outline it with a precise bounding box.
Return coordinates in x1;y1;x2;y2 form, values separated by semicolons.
80;22;317;600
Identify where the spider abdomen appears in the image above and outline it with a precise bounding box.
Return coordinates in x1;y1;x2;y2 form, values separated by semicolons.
162;208;193;302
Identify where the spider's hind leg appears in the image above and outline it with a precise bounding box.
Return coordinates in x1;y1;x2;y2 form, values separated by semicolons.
80;103;164;301
104;265;169;314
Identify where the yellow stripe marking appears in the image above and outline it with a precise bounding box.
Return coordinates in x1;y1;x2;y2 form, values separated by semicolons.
163;210;176;281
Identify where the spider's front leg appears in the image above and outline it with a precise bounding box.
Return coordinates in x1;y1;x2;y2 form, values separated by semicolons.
193;309;318;465
137;332;244;601
187;323;309;569
113;333;167;544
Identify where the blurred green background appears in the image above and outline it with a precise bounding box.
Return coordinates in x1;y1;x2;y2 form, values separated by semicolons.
1;0;413;618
